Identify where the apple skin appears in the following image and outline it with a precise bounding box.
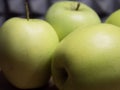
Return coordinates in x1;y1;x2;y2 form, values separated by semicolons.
0;18;59;89
106;9;120;27
52;23;120;90
45;1;101;41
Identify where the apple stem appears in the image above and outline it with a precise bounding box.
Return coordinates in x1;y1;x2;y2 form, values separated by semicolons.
25;0;30;21
75;2;80;11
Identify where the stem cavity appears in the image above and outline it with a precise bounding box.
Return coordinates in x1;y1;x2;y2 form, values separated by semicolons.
25;0;30;21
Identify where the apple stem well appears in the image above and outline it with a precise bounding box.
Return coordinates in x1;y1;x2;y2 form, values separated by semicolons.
56;68;69;85
75;2;80;11
25;0;30;21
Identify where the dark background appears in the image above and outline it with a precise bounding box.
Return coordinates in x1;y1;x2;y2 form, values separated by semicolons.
0;0;120;90
0;0;120;27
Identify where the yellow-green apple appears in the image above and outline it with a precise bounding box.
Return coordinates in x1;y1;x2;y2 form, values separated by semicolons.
52;23;120;90
45;1;101;41
0;17;59;89
106;9;120;27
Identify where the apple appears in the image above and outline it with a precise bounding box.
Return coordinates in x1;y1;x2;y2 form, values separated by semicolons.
0;17;59;89
105;9;120;27
45;1;101;41
52;23;120;90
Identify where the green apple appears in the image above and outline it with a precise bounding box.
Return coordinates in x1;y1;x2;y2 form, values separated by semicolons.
52;23;120;90
106;9;120;27
0;17;59;89
45;1;101;41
